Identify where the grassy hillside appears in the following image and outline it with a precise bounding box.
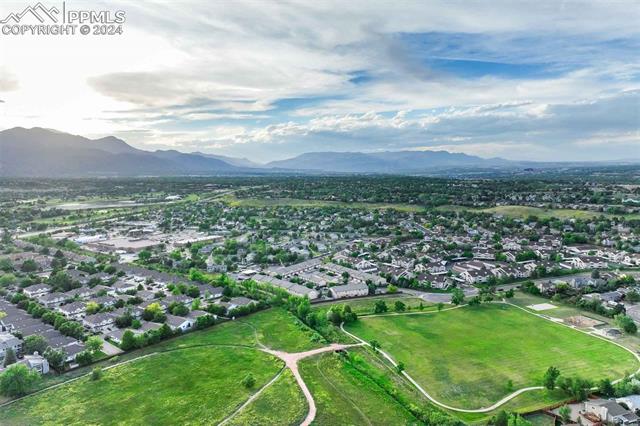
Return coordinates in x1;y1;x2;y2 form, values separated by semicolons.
0;347;283;425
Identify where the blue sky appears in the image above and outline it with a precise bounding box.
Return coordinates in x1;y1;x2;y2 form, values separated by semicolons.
0;0;638;161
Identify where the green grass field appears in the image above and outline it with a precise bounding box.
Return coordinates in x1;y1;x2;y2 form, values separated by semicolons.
226;369;307;426
315;296;433;316
345;303;639;409
437;204;640;220
0;309;322;424
299;350;418;425
223;195;425;212
0;347;284;425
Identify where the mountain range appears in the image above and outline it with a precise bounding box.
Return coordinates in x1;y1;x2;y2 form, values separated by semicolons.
0;127;634;177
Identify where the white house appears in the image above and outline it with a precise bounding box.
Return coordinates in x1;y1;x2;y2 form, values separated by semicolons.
23;284;52;298
165;314;193;332
21;352;49;374
329;282;369;299
0;332;23;361
584;399;639;425
83;312;116;333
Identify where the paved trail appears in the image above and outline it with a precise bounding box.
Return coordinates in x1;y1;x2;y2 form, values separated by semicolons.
260;343;364;426
340;323;541;413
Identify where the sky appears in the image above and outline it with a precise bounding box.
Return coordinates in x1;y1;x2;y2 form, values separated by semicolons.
0;0;639;162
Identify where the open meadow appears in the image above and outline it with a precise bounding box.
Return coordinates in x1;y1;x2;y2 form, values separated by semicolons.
0;309;322;425
345;303;639;409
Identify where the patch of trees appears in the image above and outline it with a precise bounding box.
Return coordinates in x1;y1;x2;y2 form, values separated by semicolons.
10;294;84;340
0;364;40;397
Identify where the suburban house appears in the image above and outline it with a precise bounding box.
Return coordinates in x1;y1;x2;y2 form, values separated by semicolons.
109;281;138;295
252;274;319;300
329;282;369;299
0;332;23;361
39;292;67;308
23;284;52;298
227;297;257;311
165;314;193;332
20;352;50;374
57;301;87;320
83;312;116;333
583;399;639;425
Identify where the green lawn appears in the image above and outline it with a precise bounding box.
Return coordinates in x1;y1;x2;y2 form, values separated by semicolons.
223;195;425;212
0;347;284;425
437;204;640;220
163;308;325;353
226;369;307;426
298;350;418;425
0;308;321;412
315;296;433;316
345;303;639;409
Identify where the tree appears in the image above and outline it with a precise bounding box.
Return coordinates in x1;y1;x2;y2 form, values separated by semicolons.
543;366;560;390
387;285;398;294
86;336;103;355
48;271;76;292
296;298;311;320
24;334;48;355
396;362;405;373
169;302;189;317
142;302;164;322
0;273;17;287
505;289;515;299
508;413;532;425
558;405;571;423
394;301;406;312
373;300;388;314
0;258;13;272
115;310;133;328
326;306;343;325
468;296;482;306
437;302;444;311
598;378;614;397
121;330;138;351
451;288;465;305
85;301;100;315
138;250;152;262
91;367;103;381
493;410;508;426
341;305;357;323
626;290;640;303
0;364;39;397
369;340;380;352
241;373;256;388
43;347;66;372
75;350;93;366
20;259;38;273
3;347;16;367
615;314;637;334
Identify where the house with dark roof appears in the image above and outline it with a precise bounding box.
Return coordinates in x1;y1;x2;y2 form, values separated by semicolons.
23;284;52;298
584;398;639;424
165;314;193;332
83;312;116;333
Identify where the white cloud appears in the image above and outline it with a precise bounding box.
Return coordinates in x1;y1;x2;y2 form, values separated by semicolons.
0;0;638;160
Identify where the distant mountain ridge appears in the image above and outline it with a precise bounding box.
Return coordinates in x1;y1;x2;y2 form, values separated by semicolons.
2;127;634;177
0;127;245;177
265;150;509;173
